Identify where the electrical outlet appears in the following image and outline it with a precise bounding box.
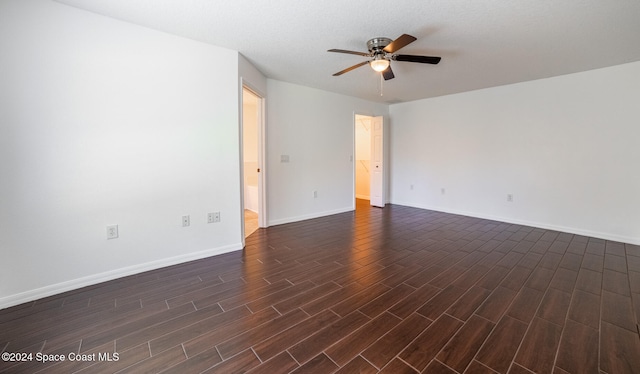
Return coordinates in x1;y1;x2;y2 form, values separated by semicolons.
410;184;414;190
106;225;118;239
507;194;514;202
207;212;214;223
213;212;220;223
441;188;446;195
182;215;190;227
313;190;318;198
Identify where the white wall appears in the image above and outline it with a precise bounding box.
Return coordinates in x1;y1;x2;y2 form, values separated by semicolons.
390;62;640;244
0;0;242;308
266;80;388;225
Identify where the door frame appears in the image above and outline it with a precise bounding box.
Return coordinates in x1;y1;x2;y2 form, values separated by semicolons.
353;112;386;209
240;80;267;245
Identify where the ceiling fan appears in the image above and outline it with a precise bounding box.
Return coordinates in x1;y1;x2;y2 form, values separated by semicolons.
328;34;441;80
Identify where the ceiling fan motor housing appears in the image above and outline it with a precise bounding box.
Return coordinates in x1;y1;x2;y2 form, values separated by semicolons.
367;37;392;54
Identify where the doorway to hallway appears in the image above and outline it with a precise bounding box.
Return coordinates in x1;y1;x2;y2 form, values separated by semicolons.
354;114;385;209
242;86;264;238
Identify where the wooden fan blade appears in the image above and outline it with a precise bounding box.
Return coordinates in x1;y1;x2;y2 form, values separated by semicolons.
393;54;441;64
383;34;417;53
332;60;369;76
382;66;395;80
327;49;370;57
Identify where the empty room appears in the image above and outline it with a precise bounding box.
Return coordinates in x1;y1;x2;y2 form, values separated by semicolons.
1;0;639;373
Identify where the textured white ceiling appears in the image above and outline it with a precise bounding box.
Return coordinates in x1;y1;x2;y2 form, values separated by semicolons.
56;0;640;103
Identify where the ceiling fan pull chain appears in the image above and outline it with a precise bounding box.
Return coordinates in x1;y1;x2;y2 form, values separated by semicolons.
380;73;384;96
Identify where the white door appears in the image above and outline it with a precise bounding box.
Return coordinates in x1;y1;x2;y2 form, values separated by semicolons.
370;116;385;207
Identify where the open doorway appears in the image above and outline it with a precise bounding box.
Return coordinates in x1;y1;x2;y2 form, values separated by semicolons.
242;86;264;238
354;114;385;209
355;115;372;208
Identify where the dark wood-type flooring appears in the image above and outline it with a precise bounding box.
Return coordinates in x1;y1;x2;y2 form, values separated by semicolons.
2;200;640;373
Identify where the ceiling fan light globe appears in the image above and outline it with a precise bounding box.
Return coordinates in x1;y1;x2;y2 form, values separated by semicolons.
370;59;390;72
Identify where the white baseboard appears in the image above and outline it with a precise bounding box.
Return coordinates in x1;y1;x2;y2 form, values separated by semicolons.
0;243;243;310
390;200;640;245
268;206;354;226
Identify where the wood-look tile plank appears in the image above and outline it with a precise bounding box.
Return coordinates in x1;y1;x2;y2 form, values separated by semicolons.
330;283;392;317
500;266;533;291
250;310;340;362
218;279;294;311
475;286;518;323
74;343;152;374
245;280;316;313
422;360;457;373
529;240;552;255
602;269;631;296
289;353;339;373
566;240;587;255
272;281;340;315
179;307;277;358
150;348;222;373
118;345;186;374
555;319;598;374
201;349;260;374
325;312;401;367
575;268;602;295
538;252;563;270
430;265;468;288
627;255;640;272
630;271;640;294
600;321;640;374
464;360;499;374
288;311;370;364
388;283;441;319
379;358;419;374
477;266;511;290
148;305;269;356
600;290;637;332
581;253;604;272
548;268;578;293
416;285;466;320
15;340;83;374
399;314;463;372
436;315;495;373
507;363;535;374
300;282;367;316
506;287;544;324
452;265;491;289
361;313;432;370
604;253;627;273
114;303;224;353
523;267;555;292
334;356;378;374
567;289;600;330
165;278;244;309
2;201;638;374
497;252;525;269
605;241;626;257
558;253;583;272
514;317;563;374
76;302;194;353
475;316;528;374
447;286;492;321
359;283;415;318
245;351;298;374
216;308;308;360
536;288;571;326
585;239;605;256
